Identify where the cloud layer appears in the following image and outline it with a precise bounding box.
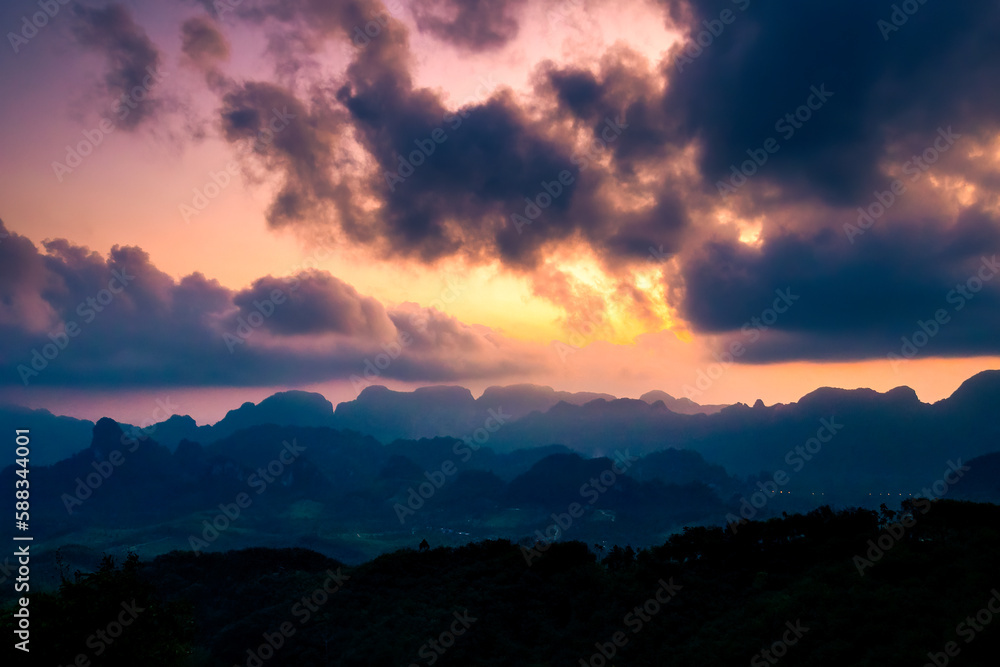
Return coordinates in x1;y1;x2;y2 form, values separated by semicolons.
0;221;544;389
10;0;1000;374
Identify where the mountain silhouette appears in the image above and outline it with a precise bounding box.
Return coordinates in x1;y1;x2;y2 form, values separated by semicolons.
639;390;727;414
0;404;95;465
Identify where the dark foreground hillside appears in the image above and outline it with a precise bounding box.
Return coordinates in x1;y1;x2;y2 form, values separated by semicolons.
5;500;999;666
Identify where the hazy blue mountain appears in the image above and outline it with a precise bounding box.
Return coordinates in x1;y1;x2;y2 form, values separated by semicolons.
477;383;617;416
0;404;94;465
125;390;338;450
951;451;1000;502
331;385;477;442
330;383;621;442
639;390;728;414
7;413;748;561
211;390;338;438
480;371;1000;504
0;383;720;460
7;372;1000;527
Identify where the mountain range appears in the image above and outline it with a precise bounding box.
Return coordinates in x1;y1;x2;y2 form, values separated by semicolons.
4;371;1000;576
0;383;721;464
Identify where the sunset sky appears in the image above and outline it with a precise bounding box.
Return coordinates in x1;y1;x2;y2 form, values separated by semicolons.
2;0;1000;423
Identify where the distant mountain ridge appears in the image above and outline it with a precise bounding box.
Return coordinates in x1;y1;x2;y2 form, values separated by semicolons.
5;370;1000;567
0;382;723;459
9;415;738;564
0;404;95;466
638;390;728;415
4;373;999;481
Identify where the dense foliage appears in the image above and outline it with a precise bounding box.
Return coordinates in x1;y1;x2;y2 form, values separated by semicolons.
6;500;998;665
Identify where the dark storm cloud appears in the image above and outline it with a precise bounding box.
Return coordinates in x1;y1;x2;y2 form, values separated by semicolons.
202;0;408;244
174;0;1000;357
205;0;592;267
547;69;603;117
338;28;701;270
218;81;360;231
206;0;1000;230
332;4;584;266
533;50;695;264
602;193;689;262
185;0;687;279
353;90;581;266
232;272;396;338
539;48;674;171
680;209;1000;361
658;0;1000;204
71;3;164;130
180;15;230;70
410;0;527;52
0;219;58;332
0;229;540;389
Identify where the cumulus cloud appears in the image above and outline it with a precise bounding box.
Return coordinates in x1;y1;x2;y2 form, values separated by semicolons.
232;271;397;338
181;15;230;71
55;0;1000;364
203;2;691;286
410;0;528;52
71;3;164;130
0;219;59;333
679;209;1000;361
657;0;1000;205
218;80;360;231
206;0;592;269
0;228;547;388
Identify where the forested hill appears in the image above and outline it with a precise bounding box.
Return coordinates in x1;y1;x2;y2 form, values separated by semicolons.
5;500;999;666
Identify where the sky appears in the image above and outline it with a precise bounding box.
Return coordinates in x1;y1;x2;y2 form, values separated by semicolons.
2;0;1000;424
